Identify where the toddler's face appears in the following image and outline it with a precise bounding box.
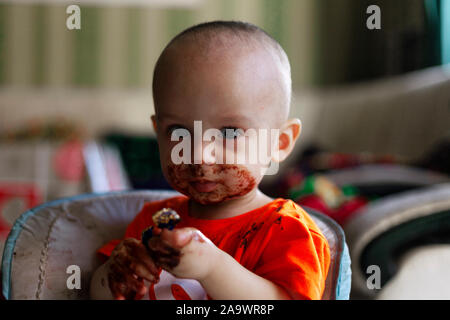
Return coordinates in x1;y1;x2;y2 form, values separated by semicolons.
152;44;286;205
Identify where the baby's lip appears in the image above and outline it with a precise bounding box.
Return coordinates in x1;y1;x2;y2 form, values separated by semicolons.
190;178;215;183
190;179;218;193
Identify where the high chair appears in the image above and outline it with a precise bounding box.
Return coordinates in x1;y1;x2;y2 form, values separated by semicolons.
1;190;351;300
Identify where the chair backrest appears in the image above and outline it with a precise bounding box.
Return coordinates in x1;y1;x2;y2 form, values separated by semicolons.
2;190;351;300
304;206;351;300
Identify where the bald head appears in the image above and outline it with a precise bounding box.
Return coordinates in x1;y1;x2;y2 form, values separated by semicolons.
152;21;292;125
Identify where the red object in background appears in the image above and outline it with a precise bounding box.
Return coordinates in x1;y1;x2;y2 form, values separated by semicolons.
296;194;368;226
53;139;85;182
296;194;333;217
0;183;43;235
332;197;368;225
330;153;359;169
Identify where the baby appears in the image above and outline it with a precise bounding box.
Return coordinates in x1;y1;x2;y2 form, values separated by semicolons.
90;21;330;300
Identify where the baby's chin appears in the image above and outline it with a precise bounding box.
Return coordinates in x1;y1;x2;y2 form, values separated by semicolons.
172;181;256;205
165;163;258;205
189;188;252;205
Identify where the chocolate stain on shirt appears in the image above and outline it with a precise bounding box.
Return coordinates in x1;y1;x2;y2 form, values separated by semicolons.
274;201;288;230
239;222;264;252
274;216;284;230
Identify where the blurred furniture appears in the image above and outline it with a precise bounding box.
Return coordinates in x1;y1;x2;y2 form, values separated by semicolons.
0;140;130;258
287;65;450;165
377;244;450;299
101;133;171;190
345;183;450;299
323;165;450;196
2;190;351;300
0;141;86;256
0;183;43;255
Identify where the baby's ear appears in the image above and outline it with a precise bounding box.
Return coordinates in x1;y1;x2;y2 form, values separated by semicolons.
151;115;157;132
272;118;301;163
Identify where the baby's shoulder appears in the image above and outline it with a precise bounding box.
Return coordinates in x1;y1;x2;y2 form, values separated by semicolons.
262;199;324;237
263;198;307;222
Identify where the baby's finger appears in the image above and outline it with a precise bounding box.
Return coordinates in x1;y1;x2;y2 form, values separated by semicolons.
160;228;195;249
151;226;163;237
109;262;145;295
133;280;148;300
147;236;180;255
124;272;146;293
134;246;162;276
108;262;127;283
154;254;181;270
110;274;144;300
151;251;181;268
115;244;157;277
132;262;159;283
108;275;127;300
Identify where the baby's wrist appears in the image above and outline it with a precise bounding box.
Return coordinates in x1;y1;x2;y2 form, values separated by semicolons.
199;246;226;284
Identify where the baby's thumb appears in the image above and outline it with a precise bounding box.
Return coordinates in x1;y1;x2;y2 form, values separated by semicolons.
173;228;196;248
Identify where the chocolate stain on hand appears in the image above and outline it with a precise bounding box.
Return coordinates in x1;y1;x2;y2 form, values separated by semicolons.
108;263;126;284
157;255;181;269
149;249;181;269
148;237;180;255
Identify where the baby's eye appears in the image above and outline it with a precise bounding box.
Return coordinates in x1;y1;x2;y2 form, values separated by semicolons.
220;127;244;140
167;125;190;139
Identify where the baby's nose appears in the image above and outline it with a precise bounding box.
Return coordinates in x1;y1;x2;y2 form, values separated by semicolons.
193;140;217;165
201;140;216;164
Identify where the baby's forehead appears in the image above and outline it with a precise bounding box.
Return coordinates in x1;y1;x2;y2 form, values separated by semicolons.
166;37;274;71
154;29;291;126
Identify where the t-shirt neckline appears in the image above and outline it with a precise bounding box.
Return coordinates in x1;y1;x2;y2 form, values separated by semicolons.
177;197;288;225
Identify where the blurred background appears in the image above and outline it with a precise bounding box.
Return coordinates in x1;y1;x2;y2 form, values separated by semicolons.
0;0;449;299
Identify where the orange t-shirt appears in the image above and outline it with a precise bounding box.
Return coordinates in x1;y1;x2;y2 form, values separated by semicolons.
98;196;330;300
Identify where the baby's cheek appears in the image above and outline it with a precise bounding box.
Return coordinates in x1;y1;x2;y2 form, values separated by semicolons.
166;164;190;192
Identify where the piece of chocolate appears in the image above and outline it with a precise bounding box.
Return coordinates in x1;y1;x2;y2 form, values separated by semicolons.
152;208;181;230
141;208;181;251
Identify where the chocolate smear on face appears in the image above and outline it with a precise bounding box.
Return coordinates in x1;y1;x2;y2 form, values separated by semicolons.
167;163;256;205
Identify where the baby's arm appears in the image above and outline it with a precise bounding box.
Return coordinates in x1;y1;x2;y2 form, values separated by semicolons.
201;247;291;300
154;228;291;300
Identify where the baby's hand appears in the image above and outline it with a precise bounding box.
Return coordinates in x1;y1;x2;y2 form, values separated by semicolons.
107;238;160;300
146;227;219;281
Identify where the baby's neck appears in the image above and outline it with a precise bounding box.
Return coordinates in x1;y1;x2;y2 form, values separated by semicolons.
188;189;274;220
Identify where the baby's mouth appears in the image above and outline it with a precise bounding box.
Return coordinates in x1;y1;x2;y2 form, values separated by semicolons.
190;179;218;193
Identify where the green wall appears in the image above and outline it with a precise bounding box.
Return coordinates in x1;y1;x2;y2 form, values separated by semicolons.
0;0;442;89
